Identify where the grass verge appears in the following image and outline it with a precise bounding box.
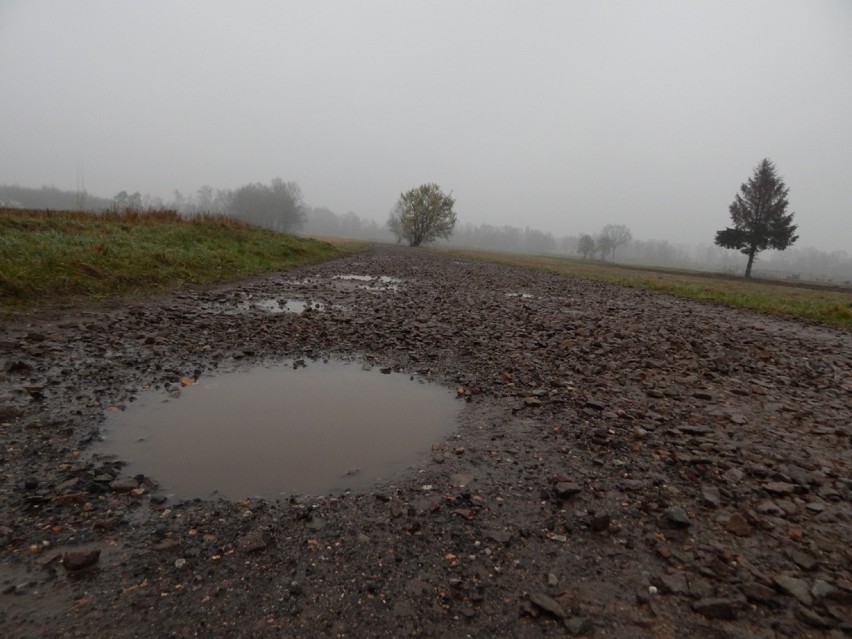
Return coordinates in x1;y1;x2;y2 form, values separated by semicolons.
0;208;355;309
437;247;852;328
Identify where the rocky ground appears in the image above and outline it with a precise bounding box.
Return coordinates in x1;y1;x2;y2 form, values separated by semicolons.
1;244;850;638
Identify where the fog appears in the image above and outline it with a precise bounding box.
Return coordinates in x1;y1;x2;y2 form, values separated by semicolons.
1;1;850;253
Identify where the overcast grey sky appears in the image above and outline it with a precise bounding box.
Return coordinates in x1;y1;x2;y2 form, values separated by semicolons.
2;1;850;251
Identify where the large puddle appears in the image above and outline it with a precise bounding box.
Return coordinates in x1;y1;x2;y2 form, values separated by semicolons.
93;360;460;500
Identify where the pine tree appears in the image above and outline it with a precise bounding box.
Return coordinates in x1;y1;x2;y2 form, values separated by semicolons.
715;159;798;278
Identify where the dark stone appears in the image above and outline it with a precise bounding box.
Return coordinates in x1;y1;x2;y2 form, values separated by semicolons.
700;486;721;508
755;500;784;516
484;529;513;544
654;572;688;595
589;513;611;532
529;592;566;619
810;580;835;600
692;598;738;620
688;576;714;599
723;512;751;537
773;575;813;606
664;506;691;527
764;481;797;495
565;616;593;635
795;607;831;628
742;582;781;607
237;530;267;553
555;481;582;498
62;548;101;571
110;477;139;493
788;550;818;571
721;468;744;483
620;479;646;492
679;425;710;435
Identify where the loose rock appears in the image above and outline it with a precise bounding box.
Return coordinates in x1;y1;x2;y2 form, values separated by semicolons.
722;512;751;537
62;549;101;571
529;592;567;619
692;598;738;620
1;243;849;639
664;506;691;527
773;575;813;606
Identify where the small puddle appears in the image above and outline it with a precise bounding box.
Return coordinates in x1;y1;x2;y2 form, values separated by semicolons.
332;274;402;291
333;274;375;282
220;297;327;315
253;299;324;314
93;360;459;499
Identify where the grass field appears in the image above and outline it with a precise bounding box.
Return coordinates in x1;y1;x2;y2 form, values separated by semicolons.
437;247;852;328
2;209;849;327
0;208;349;307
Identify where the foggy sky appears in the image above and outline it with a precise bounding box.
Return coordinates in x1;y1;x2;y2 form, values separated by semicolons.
2;1;850;251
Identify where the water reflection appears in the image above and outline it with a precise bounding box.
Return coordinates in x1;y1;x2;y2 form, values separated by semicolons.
94;360;459;499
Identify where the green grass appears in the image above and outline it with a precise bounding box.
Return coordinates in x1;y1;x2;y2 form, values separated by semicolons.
0;208;354;307
436;247;852;328
4;211;849;327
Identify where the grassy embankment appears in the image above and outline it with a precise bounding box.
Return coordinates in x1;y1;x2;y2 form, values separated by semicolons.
438;247;852;328
0;208;355;309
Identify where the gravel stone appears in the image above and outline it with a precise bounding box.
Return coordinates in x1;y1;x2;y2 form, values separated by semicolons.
1;245;849;639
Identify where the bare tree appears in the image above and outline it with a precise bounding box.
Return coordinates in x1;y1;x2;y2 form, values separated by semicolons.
600;224;632;260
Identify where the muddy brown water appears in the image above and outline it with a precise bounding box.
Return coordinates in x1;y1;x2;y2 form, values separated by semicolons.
92;360;460;499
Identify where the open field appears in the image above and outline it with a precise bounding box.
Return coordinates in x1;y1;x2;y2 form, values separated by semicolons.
0;208;348;306
438;247;852;328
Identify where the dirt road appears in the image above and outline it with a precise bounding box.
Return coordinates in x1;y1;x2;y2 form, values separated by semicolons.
1;245;850;637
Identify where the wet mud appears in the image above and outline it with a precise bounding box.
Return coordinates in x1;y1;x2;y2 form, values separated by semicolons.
1;244;850;638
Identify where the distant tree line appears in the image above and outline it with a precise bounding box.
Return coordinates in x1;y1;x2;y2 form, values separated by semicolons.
446;223;562;254
0;184;112;210
139;179;305;232
3;179;848;284
301;206;388;240
1;180;306;232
